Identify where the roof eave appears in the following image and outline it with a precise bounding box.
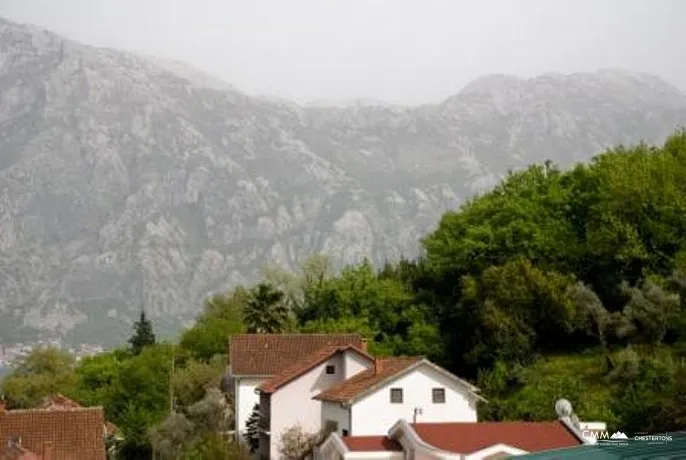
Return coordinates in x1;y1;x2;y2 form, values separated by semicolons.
232;373;273;378
339;358;473;406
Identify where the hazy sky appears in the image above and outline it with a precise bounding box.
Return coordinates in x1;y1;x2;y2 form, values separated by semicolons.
1;0;684;104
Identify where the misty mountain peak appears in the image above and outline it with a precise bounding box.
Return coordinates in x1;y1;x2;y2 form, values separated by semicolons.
1;18;685;346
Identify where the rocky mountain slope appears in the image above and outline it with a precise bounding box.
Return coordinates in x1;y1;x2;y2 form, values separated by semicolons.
1;17;685;346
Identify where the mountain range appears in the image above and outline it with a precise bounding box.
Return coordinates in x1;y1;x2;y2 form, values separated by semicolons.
1;16;686;346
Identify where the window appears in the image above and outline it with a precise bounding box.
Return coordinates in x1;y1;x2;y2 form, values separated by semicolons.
432;388;446;403
342;429;349;437
390;388;403;403
325;420;339;434
325;364;336;374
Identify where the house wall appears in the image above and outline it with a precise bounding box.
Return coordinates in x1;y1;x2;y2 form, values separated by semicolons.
343;351;372;379
236;377;266;436
344;453;404;460
269;354;347;459
416;451;442;460
464;444;527;460
393;429;458;460
350;364;477;436
321;401;350;436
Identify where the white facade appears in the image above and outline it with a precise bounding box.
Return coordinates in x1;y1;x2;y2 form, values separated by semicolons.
235;376;266;436
322;401;351;435
343;351;371;378
267;350;373;459
347;363;478;436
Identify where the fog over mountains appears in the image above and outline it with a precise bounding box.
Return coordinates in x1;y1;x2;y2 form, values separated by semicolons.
1;17;686;346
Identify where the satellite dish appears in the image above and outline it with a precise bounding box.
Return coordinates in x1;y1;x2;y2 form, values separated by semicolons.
555;399;573;418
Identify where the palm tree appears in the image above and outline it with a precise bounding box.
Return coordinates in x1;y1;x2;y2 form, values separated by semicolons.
243;283;289;333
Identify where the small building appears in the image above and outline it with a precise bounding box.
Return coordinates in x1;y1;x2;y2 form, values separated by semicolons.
250;339;484;459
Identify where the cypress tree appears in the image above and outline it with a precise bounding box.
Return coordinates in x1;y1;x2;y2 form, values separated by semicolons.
129;310;156;355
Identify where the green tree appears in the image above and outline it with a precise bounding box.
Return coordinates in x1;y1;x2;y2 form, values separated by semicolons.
0;347;79;409
106;344;175;457
567;282;612;345
72;349;126;408
448;259;577;374
617;280;681;345
172;355;226;408
612;355;686;433
129;310;157;355
150;387;234;459
243;283;289;333
244;404;261;454
180;289;247;361
180;433;250;460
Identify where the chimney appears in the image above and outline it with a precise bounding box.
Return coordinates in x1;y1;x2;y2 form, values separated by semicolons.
42;441;54;460
360;338;368;352
374;358;382;374
0;400;6;414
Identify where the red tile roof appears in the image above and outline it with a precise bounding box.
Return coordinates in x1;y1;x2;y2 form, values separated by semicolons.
343;436;402;452
0;408;106;460
412;422;582;454
313;356;422;403
257;345;373;393
229;334;364;376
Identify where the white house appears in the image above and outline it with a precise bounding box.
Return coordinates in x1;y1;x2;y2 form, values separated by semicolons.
256;345;375;459
254;347;488;459
316;416;593;460
226;334;365;439
313;357;485;438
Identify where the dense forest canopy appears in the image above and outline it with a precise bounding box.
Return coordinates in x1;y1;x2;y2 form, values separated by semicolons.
2;130;686;458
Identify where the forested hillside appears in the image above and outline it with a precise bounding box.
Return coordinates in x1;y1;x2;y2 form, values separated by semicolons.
2;131;686;458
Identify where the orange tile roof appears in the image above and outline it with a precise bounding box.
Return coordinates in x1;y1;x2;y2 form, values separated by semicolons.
38;394;119;437
257;345;374;394
343;436;402;452
313;356;422;403
412;422;582;454
0;444;39;460
229;334;364;376
0;408;106;460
